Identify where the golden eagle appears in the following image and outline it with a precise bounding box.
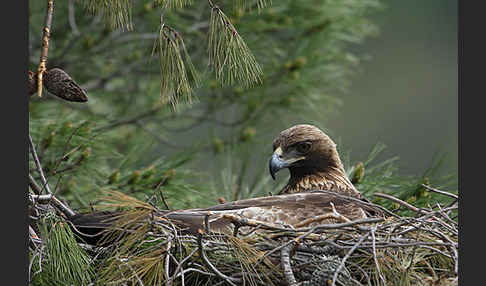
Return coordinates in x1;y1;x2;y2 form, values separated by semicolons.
70;124;376;243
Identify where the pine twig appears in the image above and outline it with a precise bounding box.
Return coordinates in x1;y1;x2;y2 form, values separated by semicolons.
29;174;76;218
81;0;133;31
331;231;371;286
280;240;298;285
68;0;80;36
208;4;263;87
373;192;430;215
370;226;386;285
421;184;458;199
29;133;76;218
37;0;55;97
196;231;240;286
29;134;53;195
93;106;163;132
152;18;200;110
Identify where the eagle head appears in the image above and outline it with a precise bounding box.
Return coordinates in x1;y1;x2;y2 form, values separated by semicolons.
269;124;343;180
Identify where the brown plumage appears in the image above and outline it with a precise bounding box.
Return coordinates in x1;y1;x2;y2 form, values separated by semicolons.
271;124;361;198
70;124;375;244
163;124;369;233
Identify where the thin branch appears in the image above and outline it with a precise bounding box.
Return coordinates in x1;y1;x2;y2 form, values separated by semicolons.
37;0;55;97
29;174;76;218
68;0;80;36
280;241;297;285
155;181;172;210
197;232;240;286
93;106;163;132
331;231;371;286
373;192;430;215
370;226;386;285
421;184;458;199
29;134;52;195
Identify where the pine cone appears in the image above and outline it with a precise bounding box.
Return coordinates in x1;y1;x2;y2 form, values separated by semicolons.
43;68;88;102
28;71;37;96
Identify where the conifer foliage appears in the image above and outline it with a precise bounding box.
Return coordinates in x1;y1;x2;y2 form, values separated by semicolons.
28;0;457;285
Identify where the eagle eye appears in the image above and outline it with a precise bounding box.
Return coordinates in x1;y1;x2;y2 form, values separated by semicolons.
296;141;312;153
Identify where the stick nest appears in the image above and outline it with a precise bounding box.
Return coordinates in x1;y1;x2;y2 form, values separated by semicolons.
29;188;458;286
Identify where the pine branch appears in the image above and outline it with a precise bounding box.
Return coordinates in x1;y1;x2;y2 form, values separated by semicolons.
37;0;55;98
233;0;271;12
29;174;76;218
80;0;133;31
154;0;194;9
33;217;94;285
152;20;200;110
208;4;263;87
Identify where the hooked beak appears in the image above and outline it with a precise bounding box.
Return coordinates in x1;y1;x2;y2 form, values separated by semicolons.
269;152;288;180
269;146;305;180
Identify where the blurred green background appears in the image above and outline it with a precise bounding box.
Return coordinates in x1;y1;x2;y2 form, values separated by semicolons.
328;0;457;177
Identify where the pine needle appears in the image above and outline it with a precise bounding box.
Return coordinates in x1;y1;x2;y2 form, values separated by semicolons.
154;0;194;9
33;216;94;285
81;0;133;31
228;236;279;286
233;0;272;12
152;24;201;111
208;7;263;87
98;190;156;211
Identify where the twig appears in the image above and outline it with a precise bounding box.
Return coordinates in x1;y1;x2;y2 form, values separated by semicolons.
68;0;80;36
421;184;458;199
331;231;371;286
165;240;172;286
280;241;298;285
373;192;430;215
121;257;145;286
155;180;171;210
29;133;77;217
50;123;87;176
93;106;163;132
134;121;180;148
29;173;76;218
196;231;240;286
204;212;210;233
169;248;198;284
29;226;39;240
37;0;55;97
173;268;215;279
370;226;386;285
298;217;384;232
29;134;52;195
30;194;54;203
256;218;381;268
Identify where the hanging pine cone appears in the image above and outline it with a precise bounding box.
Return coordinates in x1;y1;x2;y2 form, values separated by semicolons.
43;68;88;102
28;71;37;96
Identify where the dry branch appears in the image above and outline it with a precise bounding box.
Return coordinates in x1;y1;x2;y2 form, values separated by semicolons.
30;185;458;286
37;0;55;97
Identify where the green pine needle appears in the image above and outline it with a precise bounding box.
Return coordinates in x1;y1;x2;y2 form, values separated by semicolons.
152;25;201;111
32;216;94;285
81;0;133;31
154;0;194;9
233;0;272;12
209;7;263;87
